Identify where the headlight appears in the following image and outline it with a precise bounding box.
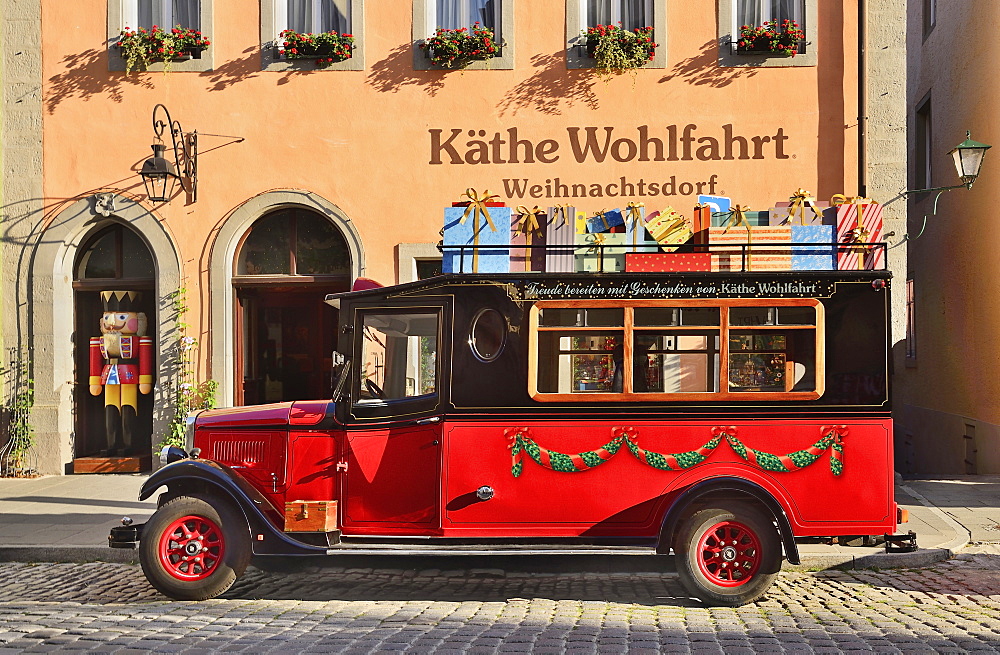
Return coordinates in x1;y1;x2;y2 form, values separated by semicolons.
184;410;202;453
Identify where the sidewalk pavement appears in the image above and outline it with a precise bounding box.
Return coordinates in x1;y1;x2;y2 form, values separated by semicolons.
0;472;994;570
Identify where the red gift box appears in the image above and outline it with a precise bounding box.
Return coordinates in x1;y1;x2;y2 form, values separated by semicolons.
626;253;713;272
835;200;884;270
452;201;506;207
692;205;712;251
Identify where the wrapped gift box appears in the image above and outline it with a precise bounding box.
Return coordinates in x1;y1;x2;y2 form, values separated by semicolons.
692;205;713;251
790;225;836;270
576;233;627;272
511;207;547;272
545;205;577;273
585;208;625;233
709;225;793;272
770;201;835;226
622;203;659;253
711;209;769;227
835;200;884;270
768;189;834;226
643;208;690;252
442;205;512;274
626;252;713;272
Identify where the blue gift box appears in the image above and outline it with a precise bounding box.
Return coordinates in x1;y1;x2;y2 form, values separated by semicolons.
585;208;625;233
442;205;512;274
791;225;836;270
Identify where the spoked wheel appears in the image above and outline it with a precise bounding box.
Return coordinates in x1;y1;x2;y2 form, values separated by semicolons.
139;495;250;600
675;503;781;606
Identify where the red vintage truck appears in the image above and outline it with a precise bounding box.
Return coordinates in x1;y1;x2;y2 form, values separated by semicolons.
111;267;902;606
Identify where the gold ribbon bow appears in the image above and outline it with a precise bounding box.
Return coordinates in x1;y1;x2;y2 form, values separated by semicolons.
551;204;572;228
785;188;821;225
515;205;543;237
830;194;872;206
458;188;499;272
515;206;544;272
585;233;607;253
723;205;753;271
593;209;611;232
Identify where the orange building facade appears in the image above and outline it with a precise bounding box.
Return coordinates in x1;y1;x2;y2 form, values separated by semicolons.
1;0;907;474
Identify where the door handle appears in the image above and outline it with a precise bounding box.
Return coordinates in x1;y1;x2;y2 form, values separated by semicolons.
415;416;441;425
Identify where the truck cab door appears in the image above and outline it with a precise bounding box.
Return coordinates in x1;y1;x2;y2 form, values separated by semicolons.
339;305;447;534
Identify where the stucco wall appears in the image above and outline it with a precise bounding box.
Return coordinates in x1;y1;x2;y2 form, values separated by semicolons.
902;0;1000;473
14;0;911;474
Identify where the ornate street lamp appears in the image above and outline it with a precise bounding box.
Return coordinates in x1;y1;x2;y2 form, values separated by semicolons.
905;131;991;196
950;132;991;188
139;104;198;203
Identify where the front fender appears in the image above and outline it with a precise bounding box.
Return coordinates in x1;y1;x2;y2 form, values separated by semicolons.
657;476;800;565
141;459;328;556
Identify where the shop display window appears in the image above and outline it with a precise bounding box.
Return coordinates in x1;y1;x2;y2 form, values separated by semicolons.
531;300;822;401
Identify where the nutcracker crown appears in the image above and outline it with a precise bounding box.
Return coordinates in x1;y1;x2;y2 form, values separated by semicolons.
100;290;142;312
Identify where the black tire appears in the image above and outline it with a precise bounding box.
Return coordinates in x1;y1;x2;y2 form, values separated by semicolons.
139;494;251;600
674;503;781;606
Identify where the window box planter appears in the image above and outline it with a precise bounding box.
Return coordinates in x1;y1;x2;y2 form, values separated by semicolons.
117;25;211;73
582;24;657;77
735;19;805;57
420;23;500;69
279;29;355;67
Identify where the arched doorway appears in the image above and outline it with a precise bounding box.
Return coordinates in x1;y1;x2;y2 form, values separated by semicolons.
235;207;352;405
72;223;156;472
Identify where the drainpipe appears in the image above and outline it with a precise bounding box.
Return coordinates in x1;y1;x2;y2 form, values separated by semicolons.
858;0;867;197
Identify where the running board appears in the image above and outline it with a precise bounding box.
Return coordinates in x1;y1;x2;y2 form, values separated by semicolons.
322;543;660;557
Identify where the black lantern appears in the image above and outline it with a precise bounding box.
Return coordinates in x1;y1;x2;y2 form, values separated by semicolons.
140;143;181;203
138;104;198;204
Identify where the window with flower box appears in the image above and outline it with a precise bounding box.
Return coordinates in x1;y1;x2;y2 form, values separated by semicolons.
108;0;214;72
529;299;824;402
261;0;365;71
413;0;514;70
718;0;816;67
566;0;666;70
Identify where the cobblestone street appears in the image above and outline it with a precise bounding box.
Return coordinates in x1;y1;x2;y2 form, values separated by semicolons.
3;551;1000;653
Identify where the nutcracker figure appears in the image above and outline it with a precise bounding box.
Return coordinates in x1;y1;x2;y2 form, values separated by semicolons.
88;291;154;455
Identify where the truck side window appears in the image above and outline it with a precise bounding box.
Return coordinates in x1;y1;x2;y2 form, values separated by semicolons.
530;300;823;401
357;311;438;404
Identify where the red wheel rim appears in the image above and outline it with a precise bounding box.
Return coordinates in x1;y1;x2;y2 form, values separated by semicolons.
695;520;762;587
157;514;225;581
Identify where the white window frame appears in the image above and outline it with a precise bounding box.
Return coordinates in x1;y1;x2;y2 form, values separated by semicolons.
108;0;214;72
260;0;365;71
413;0;514;71
718;0;816;68
566;0;666;70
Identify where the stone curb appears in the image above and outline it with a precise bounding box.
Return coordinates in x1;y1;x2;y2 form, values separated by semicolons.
0;545;138;564
900;483;972;553
787;547;953;572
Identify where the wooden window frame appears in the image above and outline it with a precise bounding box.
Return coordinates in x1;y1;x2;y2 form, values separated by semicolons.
528;298;824;402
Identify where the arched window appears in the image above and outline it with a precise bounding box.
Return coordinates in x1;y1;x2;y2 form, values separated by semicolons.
233;207;351;406
75;224;155;286
236;208;350;277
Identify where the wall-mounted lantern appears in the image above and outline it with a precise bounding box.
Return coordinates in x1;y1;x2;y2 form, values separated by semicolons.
139;104;197;203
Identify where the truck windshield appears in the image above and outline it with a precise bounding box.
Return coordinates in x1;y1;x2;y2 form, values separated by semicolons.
356;311;438;404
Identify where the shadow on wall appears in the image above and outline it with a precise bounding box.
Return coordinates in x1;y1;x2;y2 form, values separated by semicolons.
46;48;154;114
659;39;761;87
367;43;446;96
498;52;599;117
